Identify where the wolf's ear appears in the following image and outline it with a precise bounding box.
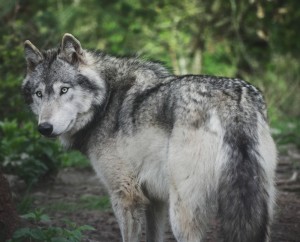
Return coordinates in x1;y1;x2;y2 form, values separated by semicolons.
24;40;43;71
60;33;84;65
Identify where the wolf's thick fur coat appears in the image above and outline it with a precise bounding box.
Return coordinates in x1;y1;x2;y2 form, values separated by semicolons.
22;34;277;242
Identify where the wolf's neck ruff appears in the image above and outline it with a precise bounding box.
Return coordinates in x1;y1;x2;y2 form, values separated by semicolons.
69;87;112;153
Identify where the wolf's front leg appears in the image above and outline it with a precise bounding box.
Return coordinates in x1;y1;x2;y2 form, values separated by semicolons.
110;182;148;242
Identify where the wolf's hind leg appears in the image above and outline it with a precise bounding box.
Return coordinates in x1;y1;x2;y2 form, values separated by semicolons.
145;200;167;242
168;122;222;242
169;188;210;242
110;182;148;242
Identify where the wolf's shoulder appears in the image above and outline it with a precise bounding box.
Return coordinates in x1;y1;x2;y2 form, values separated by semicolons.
91;52;170;79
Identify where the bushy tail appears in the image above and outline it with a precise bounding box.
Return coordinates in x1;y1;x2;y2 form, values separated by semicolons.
218;125;270;242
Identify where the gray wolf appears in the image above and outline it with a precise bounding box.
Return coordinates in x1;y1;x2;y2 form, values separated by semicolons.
22;33;277;242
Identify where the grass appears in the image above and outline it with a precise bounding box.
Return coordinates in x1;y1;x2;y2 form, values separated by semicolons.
79;194;111;210
9;209;95;242
42;195;111;213
59;150;90;168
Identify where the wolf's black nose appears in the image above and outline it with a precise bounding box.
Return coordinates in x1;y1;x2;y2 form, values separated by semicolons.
38;122;53;136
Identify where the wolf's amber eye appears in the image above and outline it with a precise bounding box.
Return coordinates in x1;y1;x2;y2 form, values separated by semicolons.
60;87;69;95
35;91;42;98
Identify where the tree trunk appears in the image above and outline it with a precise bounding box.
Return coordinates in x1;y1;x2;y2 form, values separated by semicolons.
0;169;19;241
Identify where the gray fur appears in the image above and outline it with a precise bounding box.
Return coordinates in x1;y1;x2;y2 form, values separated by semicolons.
22;34;277;242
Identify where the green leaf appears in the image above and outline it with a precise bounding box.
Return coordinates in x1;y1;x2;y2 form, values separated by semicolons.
21;212;36;220
29;228;46;240
78;225;95;231
12;228;31;239
40;214;51;222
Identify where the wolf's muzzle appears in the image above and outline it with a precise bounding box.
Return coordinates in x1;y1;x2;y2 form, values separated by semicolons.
38;122;53;137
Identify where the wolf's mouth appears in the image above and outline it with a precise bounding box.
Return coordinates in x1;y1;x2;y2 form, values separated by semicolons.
41;119;74;138
46;134;59;139
65;119;75;132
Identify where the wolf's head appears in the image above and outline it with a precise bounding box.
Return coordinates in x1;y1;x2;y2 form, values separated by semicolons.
22;34;107;138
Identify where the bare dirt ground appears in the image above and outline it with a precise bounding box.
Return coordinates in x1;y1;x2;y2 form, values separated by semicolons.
11;144;300;242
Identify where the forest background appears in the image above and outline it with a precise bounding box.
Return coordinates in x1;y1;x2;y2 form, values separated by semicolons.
0;0;299;222
0;0;299;241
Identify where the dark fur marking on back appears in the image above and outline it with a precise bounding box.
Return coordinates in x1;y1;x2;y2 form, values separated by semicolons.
131;80;176;131
156;89;175;132
114;83;136;132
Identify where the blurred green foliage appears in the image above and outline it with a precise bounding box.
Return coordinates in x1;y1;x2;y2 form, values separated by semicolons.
0;0;299;181
0;120;60;183
8;209;95;242
0;120;89;184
